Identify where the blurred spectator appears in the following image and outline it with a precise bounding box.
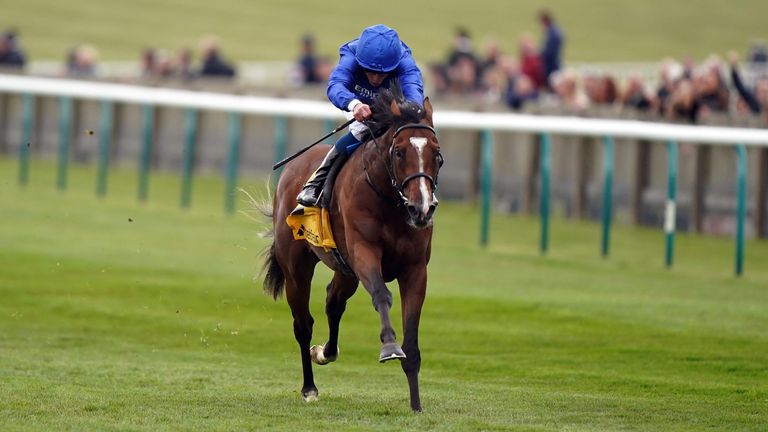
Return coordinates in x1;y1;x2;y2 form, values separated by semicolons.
0;30;26;68
504;56;539;110
140;47;157;77
656;59;682;115
446;28;480;93
538;10;564;88
66;44;98;77
448;55;479;94
681;56;695;80
199;36;235;78
584;72;617;105
621;75;654;111
551;70;588;111
428;63;450;95
748;40;767;65
694;57;729;117
154;50;174;77
518;33;544;89
175;48;196;80
667;79;700;123
729;50;768;116
447;27;477;67
297;34;322;84
478;39;501;76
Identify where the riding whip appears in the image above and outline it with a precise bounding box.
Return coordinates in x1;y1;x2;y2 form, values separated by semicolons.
272;118;355;170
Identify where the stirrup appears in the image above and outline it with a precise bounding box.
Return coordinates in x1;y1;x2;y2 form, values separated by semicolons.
290;204;306;216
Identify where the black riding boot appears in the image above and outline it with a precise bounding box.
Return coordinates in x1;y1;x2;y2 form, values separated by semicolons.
296;146;344;207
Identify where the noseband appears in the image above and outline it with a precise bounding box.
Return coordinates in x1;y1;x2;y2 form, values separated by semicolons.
365;122;443;208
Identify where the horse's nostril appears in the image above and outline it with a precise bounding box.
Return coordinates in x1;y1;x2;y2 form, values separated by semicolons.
426;204;437;219
406;204;419;219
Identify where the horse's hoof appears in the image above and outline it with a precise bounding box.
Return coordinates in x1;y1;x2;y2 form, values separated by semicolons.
379;342;406;363
302;388;319;402
310;344;338;365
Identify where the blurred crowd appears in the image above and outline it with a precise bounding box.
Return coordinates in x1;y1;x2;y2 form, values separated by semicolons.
3;18;768;125
413;11;768;125
0;29;237;80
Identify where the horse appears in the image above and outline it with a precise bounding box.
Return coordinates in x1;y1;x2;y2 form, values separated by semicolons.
260;83;442;412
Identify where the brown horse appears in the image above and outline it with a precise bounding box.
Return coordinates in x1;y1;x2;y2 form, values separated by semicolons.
261;84;442;412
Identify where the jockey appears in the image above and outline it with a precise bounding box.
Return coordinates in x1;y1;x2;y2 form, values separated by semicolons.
296;24;424;207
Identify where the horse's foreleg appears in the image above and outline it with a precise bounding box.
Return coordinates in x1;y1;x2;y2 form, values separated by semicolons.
367;273;405;362
312;272;358;365
352;248;404;362
398;267;427;412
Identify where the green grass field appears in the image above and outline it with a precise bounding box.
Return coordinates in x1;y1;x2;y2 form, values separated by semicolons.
1;156;767;431
3;0;768;62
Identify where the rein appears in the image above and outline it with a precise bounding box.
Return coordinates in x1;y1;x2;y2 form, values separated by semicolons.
364;122;442;207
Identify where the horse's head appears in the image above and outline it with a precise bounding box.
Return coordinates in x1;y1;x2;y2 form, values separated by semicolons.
368;85;443;230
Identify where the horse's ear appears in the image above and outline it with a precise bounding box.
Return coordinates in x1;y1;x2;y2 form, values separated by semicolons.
390;99;402;117
423;97;434;126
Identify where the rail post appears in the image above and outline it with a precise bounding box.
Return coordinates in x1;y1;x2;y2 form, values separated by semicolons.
324;119;335;143
601;135;615;258
479;129;494;247
224;112;242;214
273;116;288;186
539;133;552;254
96;100;113;197
138;104;154;202
664;140;678;269
56;96;73;190
18;93;34;186
180;108;198;209
734;145;747;276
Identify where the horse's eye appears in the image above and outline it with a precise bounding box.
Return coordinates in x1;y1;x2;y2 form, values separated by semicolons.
395;149;404;159
436;152;444;167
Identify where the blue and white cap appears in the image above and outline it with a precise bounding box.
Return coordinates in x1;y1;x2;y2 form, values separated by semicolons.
355;24;403;73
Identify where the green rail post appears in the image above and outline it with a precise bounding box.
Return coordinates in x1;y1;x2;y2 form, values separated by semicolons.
224;112;242;214
138;104;154;202
96;100;113;197
539;133;552;255
664;140;678;269
479;129;494;247
273;116;288;186
18;93;34;186
56;97;73;190
735;144;748;277
601;135;615;258
324;119;335;143
180;108;198;209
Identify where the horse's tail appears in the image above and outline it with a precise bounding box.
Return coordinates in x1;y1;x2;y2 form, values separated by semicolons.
242;187;285;300
260;239;285;300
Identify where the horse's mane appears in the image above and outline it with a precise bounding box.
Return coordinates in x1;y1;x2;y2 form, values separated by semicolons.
364;79;425;139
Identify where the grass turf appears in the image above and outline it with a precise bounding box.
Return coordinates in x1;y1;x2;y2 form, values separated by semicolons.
2;0;767;62
0;157;767;431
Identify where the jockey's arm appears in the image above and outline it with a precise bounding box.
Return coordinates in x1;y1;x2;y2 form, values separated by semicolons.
396;45;425;105
327;44;359;112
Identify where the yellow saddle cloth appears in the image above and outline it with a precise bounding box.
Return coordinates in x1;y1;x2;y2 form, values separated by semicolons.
286;206;337;251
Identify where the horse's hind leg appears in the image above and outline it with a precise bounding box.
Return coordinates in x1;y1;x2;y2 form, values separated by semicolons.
311;272;358;365
283;255;319;401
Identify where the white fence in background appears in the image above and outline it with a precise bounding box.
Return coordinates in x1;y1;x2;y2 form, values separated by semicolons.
1;74;768;145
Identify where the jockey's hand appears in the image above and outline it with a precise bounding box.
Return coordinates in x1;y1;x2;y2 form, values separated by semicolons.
352;103;373;121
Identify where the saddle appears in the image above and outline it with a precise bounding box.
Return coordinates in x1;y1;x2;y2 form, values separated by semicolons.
286;151;353;275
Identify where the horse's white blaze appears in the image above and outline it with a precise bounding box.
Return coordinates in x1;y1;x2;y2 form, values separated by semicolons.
410;137;430;214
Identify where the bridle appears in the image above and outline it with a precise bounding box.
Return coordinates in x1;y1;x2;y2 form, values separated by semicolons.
364;122;444;207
